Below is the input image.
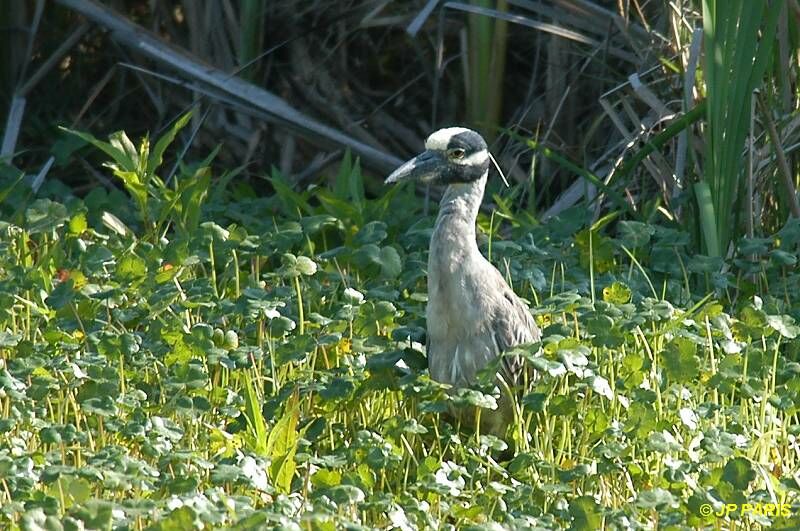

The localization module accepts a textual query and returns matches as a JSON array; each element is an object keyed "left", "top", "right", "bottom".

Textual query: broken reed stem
[{"left": 757, "top": 93, "right": 800, "bottom": 219}]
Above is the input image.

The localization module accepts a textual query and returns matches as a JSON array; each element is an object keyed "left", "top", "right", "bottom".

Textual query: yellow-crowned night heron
[{"left": 386, "top": 127, "right": 540, "bottom": 434}]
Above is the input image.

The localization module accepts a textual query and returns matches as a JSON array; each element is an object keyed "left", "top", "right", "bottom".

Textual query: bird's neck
[{"left": 430, "top": 174, "right": 487, "bottom": 262}]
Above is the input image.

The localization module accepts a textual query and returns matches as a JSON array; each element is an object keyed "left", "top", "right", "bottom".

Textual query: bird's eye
[{"left": 449, "top": 148, "right": 466, "bottom": 160}]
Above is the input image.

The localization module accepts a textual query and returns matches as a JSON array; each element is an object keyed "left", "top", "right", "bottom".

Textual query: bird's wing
[{"left": 488, "top": 272, "right": 541, "bottom": 386}]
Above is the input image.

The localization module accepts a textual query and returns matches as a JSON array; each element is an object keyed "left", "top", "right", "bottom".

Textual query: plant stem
[{"left": 294, "top": 275, "right": 305, "bottom": 335}]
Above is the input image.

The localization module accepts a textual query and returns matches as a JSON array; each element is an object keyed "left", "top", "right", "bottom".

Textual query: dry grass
[
  {"left": 1, "top": 0, "right": 798, "bottom": 237},
  {"left": 1, "top": 2, "right": 653, "bottom": 196}
]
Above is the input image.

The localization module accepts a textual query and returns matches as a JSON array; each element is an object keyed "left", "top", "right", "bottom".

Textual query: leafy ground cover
[{"left": 2, "top": 123, "right": 800, "bottom": 530}]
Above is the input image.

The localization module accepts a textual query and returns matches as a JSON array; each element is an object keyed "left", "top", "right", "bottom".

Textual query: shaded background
[{"left": 1, "top": 0, "right": 674, "bottom": 217}]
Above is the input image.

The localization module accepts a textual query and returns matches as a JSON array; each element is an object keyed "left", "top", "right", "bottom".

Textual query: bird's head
[{"left": 385, "top": 127, "right": 490, "bottom": 186}]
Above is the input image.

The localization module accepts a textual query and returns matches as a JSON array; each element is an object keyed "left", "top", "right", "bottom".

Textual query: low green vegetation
[{"left": 1, "top": 121, "right": 800, "bottom": 530}]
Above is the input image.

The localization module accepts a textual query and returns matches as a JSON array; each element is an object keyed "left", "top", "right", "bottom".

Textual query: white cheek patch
[
  {"left": 425, "top": 127, "right": 472, "bottom": 150},
  {"left": 453, "top": 149, "right": 489, "bottom": 166}
]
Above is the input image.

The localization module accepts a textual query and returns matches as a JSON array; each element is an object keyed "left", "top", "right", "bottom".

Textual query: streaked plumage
[{"left": 386, "top": 127, "right": 540, "bottom": 434}]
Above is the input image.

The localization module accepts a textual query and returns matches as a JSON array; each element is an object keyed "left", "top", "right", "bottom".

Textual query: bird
[{"left": 385, "top": 127, "right": 540, "bottom": 435}]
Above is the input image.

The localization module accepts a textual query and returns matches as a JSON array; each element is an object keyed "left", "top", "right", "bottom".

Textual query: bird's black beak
[{"left": 385, "top": 150, "right": 443, "bottom": 184}]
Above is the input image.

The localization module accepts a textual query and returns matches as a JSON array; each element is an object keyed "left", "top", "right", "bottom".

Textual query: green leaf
[
  {"left": 109, "top": 130, "right": 139, "bottom": 168},
  {"left": 575, "top": 228, "right": 615, "bottom": 274},
  {"left": 150, "top": 416, "right": 184, "bottom": 440},
  {"left": 568, "top": 496, "right": 602, "bottom": 531},
  {"left": 733, "top": 305, "right": 769, "bottom": 340},
  {"left": 661, "top": 337, "right": 700, "bottom": 383},
  {"left": 117, "top": 254, "right": 147, "bottom": 281},
  {"left": 529, "top": 357, "right": 567, "bottom": 377},
  {"left": 279, "top": 253, "right": 316, "bottom": 278},
  {"left": 549, "top": 395, "right": 577, "bottom": 416},
  {"left": 559, "top": 347, "right": 589, "bottom": 375},
  {"left": 355, "top": 221, "right": 388, "bottom": 245},
  {"left": 687, "top": 254, "right": 723, "bottom": 274},
  {"left": 766, "top": 314, "right": 799, "bottom": 339},
  {"left": 616, "top": 220, "right": 654, "bottom": 248},
  {"left": 584, "top": 408, "right": 609, "bottom": 435},
  {"left": 112, "top": 170, "right": 147, "bottom": 215},
  {"left": 295, "top": 256, "right": 317, "bottom": 276},
  {"left": 266, "top": 392, "right": 299, "bottom": 494},
  {"left": 242, "top": 372, "right": 267, "bottom": 455},
  {"left": 452, "top": 388, "right": 497, "bottom": 410},
  {"left": 318, "top": 190, "right": 364, "bottom": 226},
  {"left": 522, "top": 392, "right": 548, "bottom": 412},
  {"left": 68, "top": 212, "right": 88, "bottom": 235},
  {"left": 269, "top": 170, "right": 313, "bottom": 216},
  {"left": 39, "top": 427, "right": 62, "bottom": 444},
  {"left": 210, "top": 464, "right": 244, "bottom": 484},
  {"left": 300, "top": 214, "right": 341, "bottom": 235},
  {"left": 20, "top": 508, "right": 63, "bottom": 531},
  {"left": 378, "top": 246, "right": 402, "bottom": 278},
  {"left": 311, "top": 469, "right": 342, "bottom": 489},
  {"left": 694, "top": 181, "right": 720, "bottom": 257},
  {"left": 333, "top": 149, "right": 365, "bottom": 211},
  {"left": 60, "top": 127, "right": 136, "bottom": 172},
  {"left": 66, "top": 500, "right": 114, "bottom": 529},
  {"left": 269, "top": 316, "right": 296, "bottom": 335},
  {"left": 635, "top": 488, "right": 676, "bottom": 509},
  {"left": 352, "top": 244, "right": 381, "bottom": 270},
  {"left": 701, "top": 428, "right": 738, "bottom": 461},
  {"left": 51, "top": 128, "right": 89, "bottom": 166},
  {"left": 625, "top": 402, "right": 657, "bottom": 438},
  {"left": 769, "top": 249, "right": 797, "bottom": 267},
  {"left": 165, "top": 475, "right": 199, "bottom": 495},
  {"left": 722, "top": 457, "right": 755, "bottom": 490},
  {"left": 81, "top": 396, "right": 118, "bottom": 417},
  {"left": 334, "top": 149, "right": 353, "bottom": 200},
  {"left": 319, "top": 377, "right": 356, "bottom": 402},
  {"left": 223, "top": 330, "right": 239, "bottom": 349},
  {"left": 589, "top": 375, "right": 613, "bottom": 400},
  {"left": 46, "top": 280, "right": 75, "bottom": 310},
  {"left": 602, "top": 281, "right": 631, "bottom": 304},
  {"left": 777, "top": 217, "right": 800, "bottom": 246},
  {"left": 147, "top": 110, "right": 194, "bottom": 177},
  {"left": 25, "top": 199, "right": 69, "bottom": 234},
  {"left": 325, "top": 484, "right": 365, "bottom": 506},
  {"left": 151, "top": 506, "right": 198, "bottom": 531},
  {"left": 0, "top": 332, "right": 21, "bottom": 348},
  {"left": 175, "top": 160, "right": 214, "bottom": 233},
  {"left": 738, "top": 237, "right": 771, "bottom": 255},
  {"left": 67, "top": 478, "right": 92, "bottom": 504},
  {"left": 0, "top": 166, "right": 25, "bottom": 205},
  {"left": 199, "top": 221, "right": 230, "bottom": 242},
  {"left": 100, "top": 211, "right": 130, "bottom": 237}
]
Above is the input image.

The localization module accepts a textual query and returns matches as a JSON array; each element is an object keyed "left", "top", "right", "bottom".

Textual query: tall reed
[
  {"left": 699, "top": 0, "right": 781, "bottom": 256},
  {"left": 467, "top": 0, "right": 508, "bottom": 141}
]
